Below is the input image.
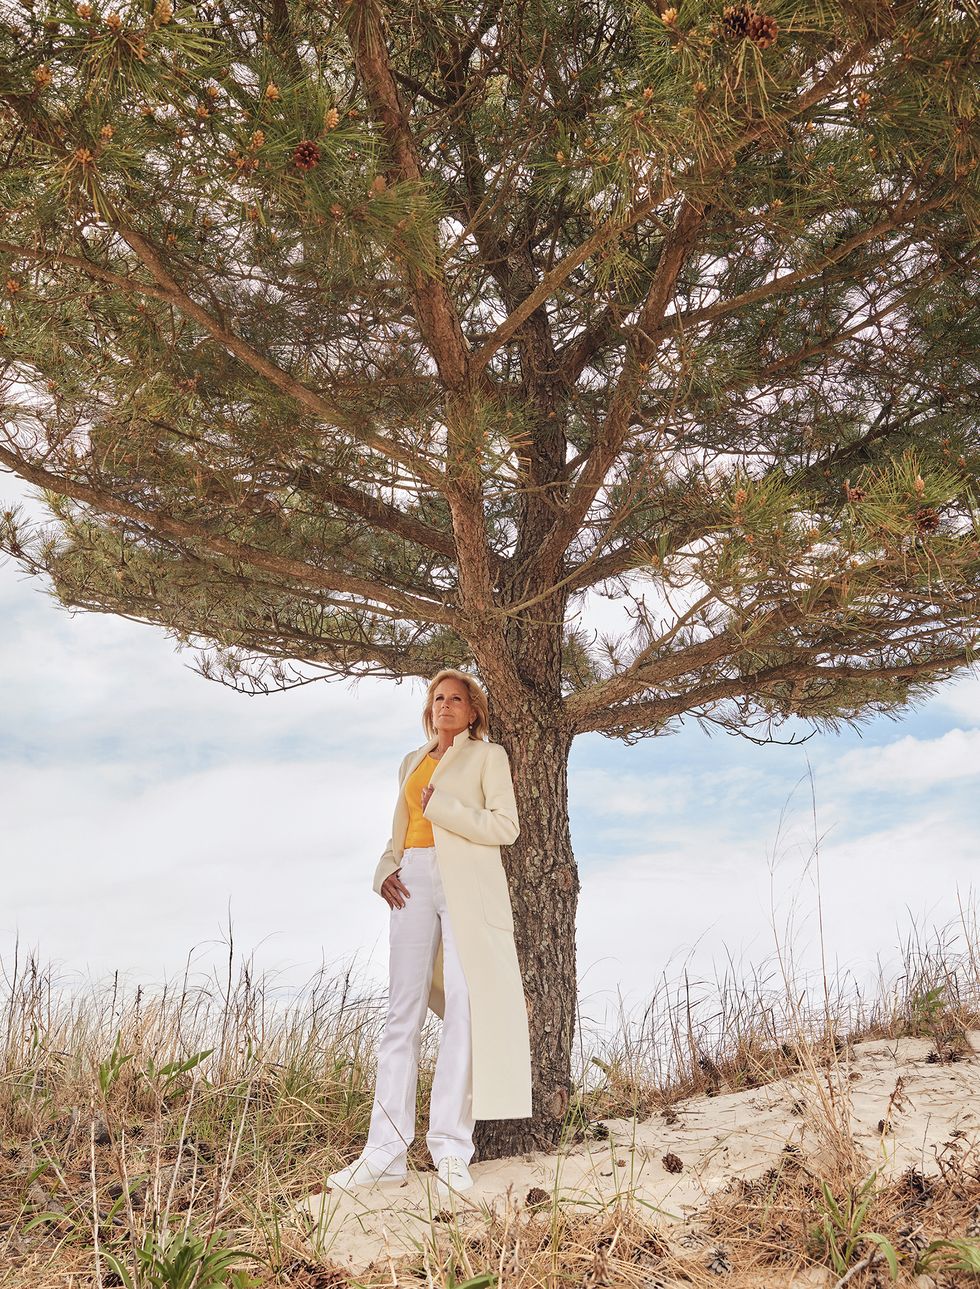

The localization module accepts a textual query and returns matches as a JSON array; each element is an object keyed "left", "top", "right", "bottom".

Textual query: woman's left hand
[{"left": 421, "top": 785, "right": 434, "bottom": 809}]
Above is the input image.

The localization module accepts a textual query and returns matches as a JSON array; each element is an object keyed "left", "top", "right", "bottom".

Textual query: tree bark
[{"left": 474, "top": 716, "right": 578, "bottom": 1160}]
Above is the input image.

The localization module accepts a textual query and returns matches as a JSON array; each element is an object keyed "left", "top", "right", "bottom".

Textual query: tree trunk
[{"left": 473, "top": 717, "right": 578, "bottom": 1160}]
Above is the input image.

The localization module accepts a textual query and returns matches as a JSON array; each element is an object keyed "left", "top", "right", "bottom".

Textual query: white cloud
[
  {"left": 929, "top": 669, "right": 980, "bottom": 726},
  {"left": 570, "top": 767, "right": 693, "bottom": 818},
  {"left": 0, "top": 753, "right": 397, "bottom": 1000},
  {"left": 569, "top": 764, "right": 770, "bottom": 825},
  {"left": 825, "top": 728, "right": 980, "bottom": 794}
]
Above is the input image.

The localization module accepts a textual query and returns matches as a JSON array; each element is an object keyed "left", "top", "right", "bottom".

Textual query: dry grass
[{"left": 2, "top": 880, "right": 980, "bottom": 1287}]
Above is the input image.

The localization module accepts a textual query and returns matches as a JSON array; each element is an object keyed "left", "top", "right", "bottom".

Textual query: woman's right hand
[{"left": 380, "top": 869, "right": 411, "bottom": 910}]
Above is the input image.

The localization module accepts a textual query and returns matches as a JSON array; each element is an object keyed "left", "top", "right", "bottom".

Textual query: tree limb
[
  {"left": 575, "top": 648, "right": 976, "bottom": 738},
  {"left": 0, "top": 445, "right": 459, "bottom": 625}
]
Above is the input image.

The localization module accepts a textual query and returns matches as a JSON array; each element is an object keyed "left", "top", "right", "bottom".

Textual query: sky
[{"left": 2, "top": 470, "right": 979, "bottom": 1063}]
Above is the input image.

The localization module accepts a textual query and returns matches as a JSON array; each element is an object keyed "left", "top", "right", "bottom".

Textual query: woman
[{"left": 328, "top": 668, "right": 533, "bottom": 1205}]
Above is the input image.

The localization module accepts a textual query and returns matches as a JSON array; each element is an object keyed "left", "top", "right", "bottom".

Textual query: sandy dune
[{"left": 292, "top": 1030, "right": 980, "bottom": 1276}]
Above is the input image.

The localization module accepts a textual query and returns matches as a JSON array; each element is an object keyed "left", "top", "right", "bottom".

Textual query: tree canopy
[{"left": 1, "top": 0, "right": 979, "bottom": 746}]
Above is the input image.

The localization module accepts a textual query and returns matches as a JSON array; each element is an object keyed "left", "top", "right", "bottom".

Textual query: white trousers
[{"left": 363, "top": 845, "right": 476, "bottom": 1169}]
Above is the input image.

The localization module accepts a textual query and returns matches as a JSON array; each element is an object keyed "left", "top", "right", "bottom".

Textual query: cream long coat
[{"left": 371, "top": 728, "right": 533, "bottom": 1120}]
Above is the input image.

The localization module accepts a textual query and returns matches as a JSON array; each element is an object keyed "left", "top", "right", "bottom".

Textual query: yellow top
[{"left": 403, "top": 753, "right": 438, "bottom": 849}]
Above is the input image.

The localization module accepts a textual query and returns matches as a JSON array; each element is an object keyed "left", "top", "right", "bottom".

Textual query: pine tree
[{"left": 1, "top": 0, "right": 979, "bottom": 1158}]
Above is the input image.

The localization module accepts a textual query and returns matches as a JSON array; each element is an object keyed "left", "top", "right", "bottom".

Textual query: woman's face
[{"left": 432, "top": 679, "right": 477, "bottom": 737}]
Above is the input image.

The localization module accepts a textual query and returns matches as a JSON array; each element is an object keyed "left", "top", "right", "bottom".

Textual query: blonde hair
[{"left": 422, "top": 668, "right": 490, "bottom": 741}]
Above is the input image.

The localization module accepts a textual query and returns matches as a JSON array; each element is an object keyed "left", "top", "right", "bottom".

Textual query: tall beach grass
[{"left": 2, "top": 796, "right": 979, "bottom": 1289}]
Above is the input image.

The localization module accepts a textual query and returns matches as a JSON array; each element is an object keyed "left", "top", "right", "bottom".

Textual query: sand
[{"left": 291, "top": 1030, "right": 980, "bottom": 1278}]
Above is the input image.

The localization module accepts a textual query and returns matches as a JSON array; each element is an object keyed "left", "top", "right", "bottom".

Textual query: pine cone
[
  {"left": 914, "top": 505, "right": 940, "bottom": 534},
  {"left": 707, "top": 1248, "right": 733, "bottom": 1275},
  {"left": 747, "top": 12, "right": 778, "bottom": 46},
  {"left": 293, "top": 139, "right": 321, "bottom": 171},
  {"left": 722, "top": 4, "right": 752, "bottom": 37}
]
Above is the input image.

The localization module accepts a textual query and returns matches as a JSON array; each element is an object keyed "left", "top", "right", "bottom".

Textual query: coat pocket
[{"left": 475, "top": 856, "right": 515, "bottom": 932}]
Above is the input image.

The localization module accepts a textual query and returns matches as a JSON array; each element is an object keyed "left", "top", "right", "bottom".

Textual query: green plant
[
  {"left": 444, "top": 1274, "right": 497, "bottom": 1289},
  {"left": 20, "top": 1156, "right": 84, "bottom": 1238},
  {"left": 808, "top": 1169, "right": 899, "bottom": 1279},
  {"left": 100, "top": 1224, "right": 263, "bottom": 1289},
  {"left": 903, "top": 985, "right": 948, "bottom": 1038},
  {"left": 99, "top": 1029, "right": 135, "bottom": 1098},
  {"left": 144, "top": 1047, "right": 216, "bottom": 1096},
  {"left": 352, "top": 1272, "right": 497, "bottom": 1289},
  {"left": 912, "top": 1236, "right": 980, "bottom": 1277}
]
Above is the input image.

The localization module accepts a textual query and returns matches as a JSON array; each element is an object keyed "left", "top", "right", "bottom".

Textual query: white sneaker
[
  {"left": 327, "top": 1153, "right": 407, "bottom": 1191},
  {"left": 434, "top": 1154, "right": 473, "bottom": 1206}
]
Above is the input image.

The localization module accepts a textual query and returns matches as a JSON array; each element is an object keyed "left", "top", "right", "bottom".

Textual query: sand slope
[{"left": 293, "top": 1030, "right": 980, "bottom": 1275}]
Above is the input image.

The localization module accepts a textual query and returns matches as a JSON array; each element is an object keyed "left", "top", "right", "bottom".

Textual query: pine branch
[
  {"left": 532, "top": 198, "right": 706, "bottom": 581},
  {"left": 650, "top": 192, "right": 949, "bottom": 345},
  {"left": 0, "top": 445, "right": 457, "bottom": 624},
  {"left": 343, "top": 0, "right": 470, "bottom": 392},
  {"left": 0, "top": 101, "right": 442, "bottom": 485},
  {"left": 472, "top": 35, "right": 873, "bottom": 379},
  {"left": 581, "top": 648, "right": 977, "bottom": 740}
]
